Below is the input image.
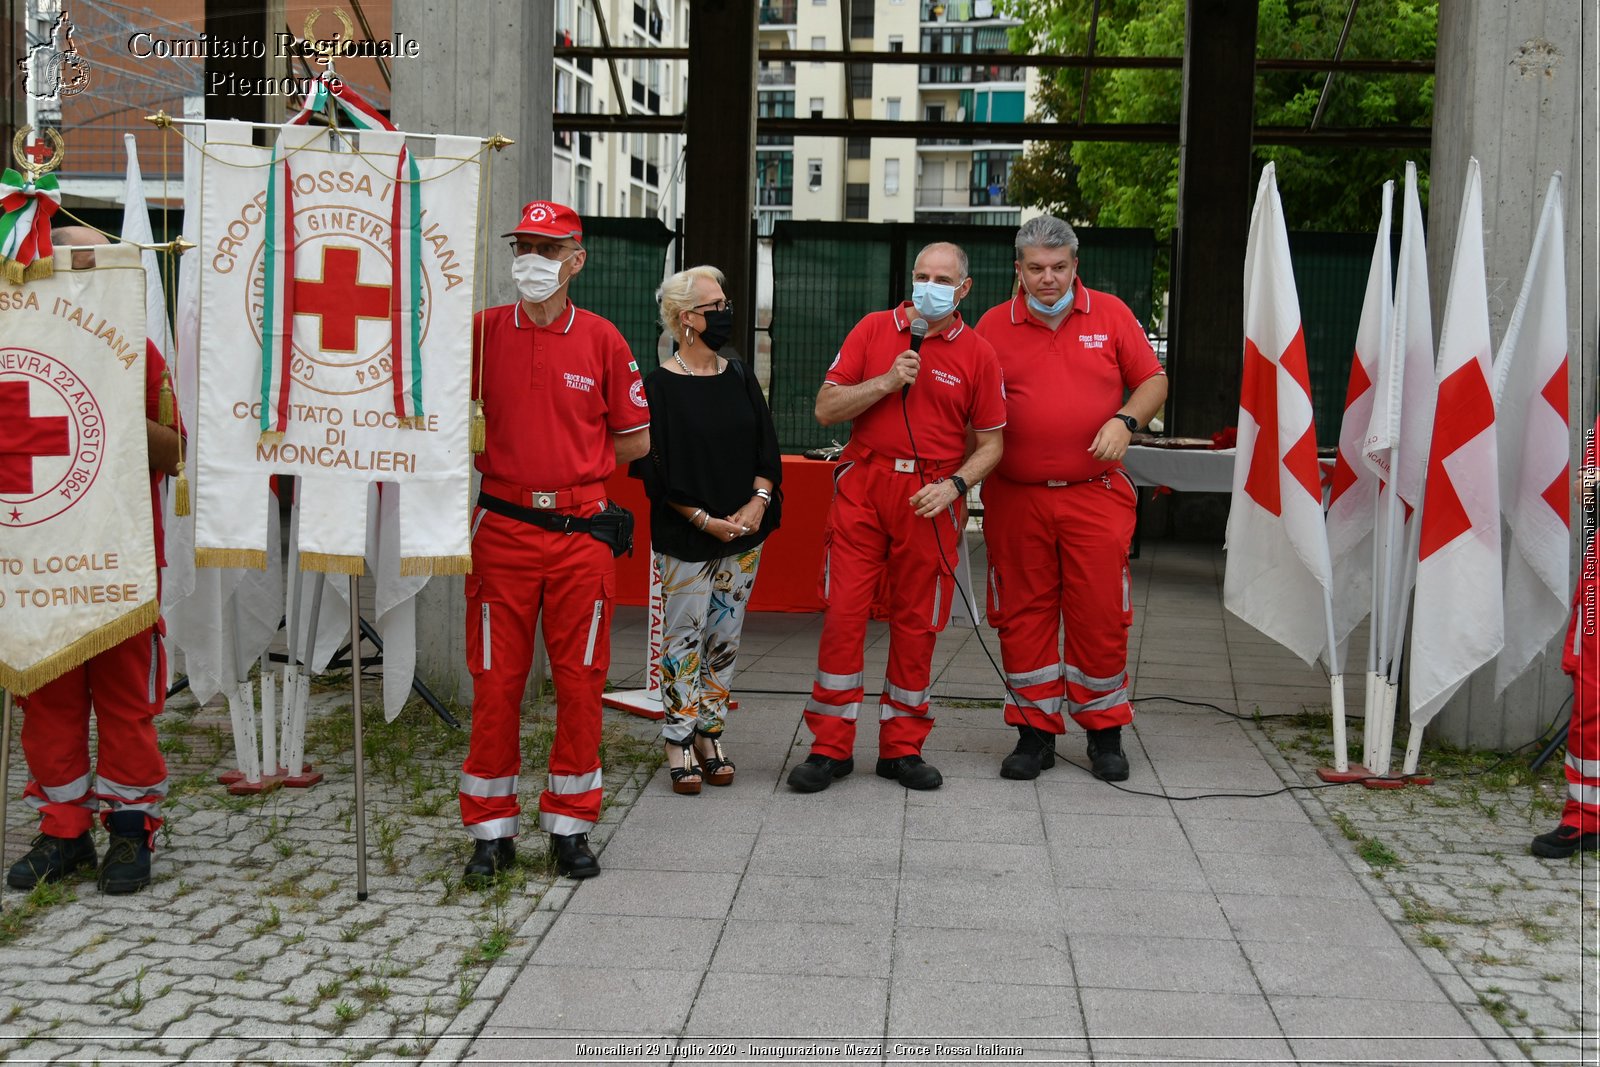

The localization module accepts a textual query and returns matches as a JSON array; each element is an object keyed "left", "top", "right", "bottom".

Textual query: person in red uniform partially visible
[
  {"left": 975, "top": 215, "right": 1167, "bottom": 782},
  {"left": 7, "top": 227, "right": 182, "bottom": 895},
  {"left": 788, "top": 242, "right": 1005, "bottom": 794},
  {"left": 1532, "top": 415, "right": 1600, "bottom": 859},
  {"left": 460, "top": 202, "right": 649, "bottom": 882}
]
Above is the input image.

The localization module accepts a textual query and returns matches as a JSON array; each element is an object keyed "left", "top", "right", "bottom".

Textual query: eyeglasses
[
  {"left": 509, "top": 239, "right": 578, "bottom": 260},
  {"left": 689, "top": 299, "right": 732, "bottom": 314}
]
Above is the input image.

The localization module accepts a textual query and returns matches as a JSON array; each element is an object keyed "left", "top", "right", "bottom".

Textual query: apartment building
[
  {"left": 551, "top": 0, "right": 690, "bottom": 225},
  {"left": 756, "top": 0, "right": 1026, "bottom": 234}
]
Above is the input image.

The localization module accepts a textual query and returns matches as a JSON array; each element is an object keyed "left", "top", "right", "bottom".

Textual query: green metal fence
[
  {"left": 768, "top": 220, "right": 1158, "bottom": 451},
  {"left": 1286, "top": 231, "right": 1392, "bottom": 447},
  {"left": 573, "top": 215, "right": 677, "bottom": 375}
]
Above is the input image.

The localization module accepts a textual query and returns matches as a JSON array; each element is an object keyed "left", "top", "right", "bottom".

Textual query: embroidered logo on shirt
[
  {"left": 564, "top": 372, "right": 596, "bottom": 393},
  {"left": 630, "top": 379, "right": 648, "bottom": 407},
  {"left": 930, "top": 368, "right": 962, "bottom": 388},
  {"left": 628, "top": 360, "right": 639, "bottom": 373},
  {"left": 1078, "top": 333, "right": 1111, "bottom": 349},
  {"left": 828, "top": 352, "right": 841, "bottom": 371}
]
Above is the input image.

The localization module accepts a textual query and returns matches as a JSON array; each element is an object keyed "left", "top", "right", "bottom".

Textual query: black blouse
[{"left": 630, "top": 357, "right": 783, "bottom": 562}]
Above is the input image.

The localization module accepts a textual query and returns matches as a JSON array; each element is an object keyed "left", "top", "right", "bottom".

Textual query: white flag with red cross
[
  {"left": 1224, "top": 164, "right": 1333, "bottom": 666},
  {"left": 1410, "top": 159, "right": 1503, "bottom": 725},
  {"left": 194, "top": 110, "right": 479, "bottom": 578},
  {"left": 1492, "top": 172, "right": 1570, "bottom": 694},
  {"left": 1325, "top": 181, "right": 1393, "bottom": 648}
]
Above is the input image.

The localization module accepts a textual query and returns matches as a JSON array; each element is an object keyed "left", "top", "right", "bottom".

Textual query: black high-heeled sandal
[
  {"left": 666, "top": 739, "right": 702, "bottom": 795},
  {"left": 694, "top": 731, "right": 735, "bottom": 787}
]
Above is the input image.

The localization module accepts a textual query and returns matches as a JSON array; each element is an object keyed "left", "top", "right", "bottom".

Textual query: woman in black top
[{"left": 632, "top": 266, "right": 782, "bottom": 794}]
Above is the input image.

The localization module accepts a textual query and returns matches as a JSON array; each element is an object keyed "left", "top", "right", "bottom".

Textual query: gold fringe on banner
[
  {"left": 195, "top": 547, "right": 269, "bottom": 570},
  {"left": 469, "top": 400, "right": 486, "bottom": 454},
  {"left": 21, "top": 254, "right": 52, "bottom": 282},
  {"left": 2, "top": 258, "right": 22, "bottom": 285},
  {"left": 173, "top": 463, "right": 191, "bottom": 517},
  {"left": 399, "top": 554, "right": 472, "bottom": 577},
  {"left": 258, "top": 430, "right": 284, "bottom": 447},
  {"left": 158, "top": 371, "right": 176, "bottom": 427},
  {"left": 0, "top": 599, "right": 159, "bottom": 696},
  {"left": 300, "top": 551, "right": 366, "bottom": 576}
]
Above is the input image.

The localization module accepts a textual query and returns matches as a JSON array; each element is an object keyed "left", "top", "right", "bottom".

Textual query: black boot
[
  {"left": 550, "top": 833, "right": 600, "bottom": 879},
  {"left": 786, "top": 753, "right": 854, "bottom": 793},
  {"left": 7, "top": 831, "right": 96, "bottom": 890},
  {"left": 875, "top": 754, "right": 943, "bottom": 790},
  {"left": 1000, "top": 726, "right": 1057, "bottom": 780},
  {"left": 1531, "top": 824, "right": 1600, "bottom": 859},
  {"left": 98, "top": 812, "right": 152, "bottom": 894},
  {"left": 1087, "top": 726, "right": 1130, "bottom": 782},
  {"left": 464, "top": 837, "right": 516, "bottom": 885}
]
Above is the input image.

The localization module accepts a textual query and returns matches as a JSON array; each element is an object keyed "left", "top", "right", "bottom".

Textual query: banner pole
[
  {"left": 0, "top": 690, "right": 12, "bottom": 892},
  {"left": 1322, "top": 589, "right": 1348, "bottom": 773},
  {"left": 350, "top": 575, "right": 368, "bottom": 901}
]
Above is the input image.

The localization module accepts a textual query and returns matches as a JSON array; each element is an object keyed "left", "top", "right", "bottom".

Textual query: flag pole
[
  {"left": 280, "top": 498, "right": 304, "bottom": 774},
  {"left": 349, "top": 575, "right": 369, "bottom": 901},
  {"left": 1362, "top": 482, "right": 1384, "bottom": 769},
  {"left": 1323, "top": 589, "right": 1349, "bottom": 773},
  {"left": 1378, "top": 517, "right": 1423, "bottom": 776},
  {"left": 0, "top": 690, "right": 12, "bottom": 890},
  {"left": 1369, "top": 477, "right": 1404, "bottom": 769}
]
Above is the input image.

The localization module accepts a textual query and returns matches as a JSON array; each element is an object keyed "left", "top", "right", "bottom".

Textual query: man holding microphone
[{"left": 789, "top": 242, "right": 1005, "bottom": 793}]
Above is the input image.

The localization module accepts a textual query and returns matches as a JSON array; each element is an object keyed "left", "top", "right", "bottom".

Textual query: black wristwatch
[
  {"left": 948, "top": 474, "right": 969, "bottom": 496},
  {"left": 1113, "top": 413, "right": 1139, "bottom": 433}
]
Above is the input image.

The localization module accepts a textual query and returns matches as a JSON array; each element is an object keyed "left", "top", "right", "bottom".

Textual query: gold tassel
[
  {"left": 469, "top": 399, "right": 486, "bottom": 453},
  {"left": 2, "top": 258, "right": 22, "bottom": 285},
  {"left": 399, "top": 554, "right": 473, "bottom": 577},
  {"left": 195, "top": 547, "right": 269, "bottom": 570},
  {"left": 21, "top": 254, "right": 52, "bottom": 281},
  {"left": 158, "top": 370, "right": 176, "bottom": 428},
  {"left": 300, "top": 551, "right": 366, "bottom": 575},
  {"left": 258, "top": 429, "right": 284, "bottom": 447},
  {"left": 0, "top": 599, "right": 160, "bottom": 696},
  {"left": 173, "top": 461, "right": 190, "bottom": 517}
]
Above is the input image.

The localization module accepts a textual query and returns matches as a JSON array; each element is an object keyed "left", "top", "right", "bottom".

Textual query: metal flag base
[
  {"left": 601, "top": 690, "right": 664, "bottom": 720},
  {"left": 1316, "top": 764, "right": 1374, "bottom": 783},
  {"left": 221, "top": 771, "right": 284, "bottom": 796},
  {"left": 1362, "top": 774, "right": 1433, "bottom": 790},
  {"left": 281, "top": 767, "right": 324, "bottom": 788}
]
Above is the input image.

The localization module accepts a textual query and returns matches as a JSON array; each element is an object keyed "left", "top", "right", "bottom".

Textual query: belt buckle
[
  {"left": 532, "top": 492, "right": 556, "bottom": 509},
  {"left": 1046, "top": 480, "right": 1069, "bottom": 487},
  {"left": 893, "top": 458, "right": 916, "bottom": 473}
]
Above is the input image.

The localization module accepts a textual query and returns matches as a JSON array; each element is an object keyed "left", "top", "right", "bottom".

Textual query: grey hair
[
  {"left": 657, "top": 264, "right": 726, "bottom": 343},
  {"left": 915, "top": 241, "right": 968, "bottom": 280},
  {"left": 1014, "top": 215, "right": 1079, "bottom": 258}
]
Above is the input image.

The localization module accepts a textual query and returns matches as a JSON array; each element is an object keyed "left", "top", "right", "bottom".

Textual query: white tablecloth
[{"left": 1123, "top": 446, "right": 1238, "bottom": 493}]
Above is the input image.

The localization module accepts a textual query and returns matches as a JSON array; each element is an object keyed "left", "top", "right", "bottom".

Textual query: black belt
[{"left": 478, "top": 492, "right": 595, "bottom": 534}]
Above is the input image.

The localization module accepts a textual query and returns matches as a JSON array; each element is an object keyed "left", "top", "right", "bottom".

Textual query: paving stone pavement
[{"left": 1, "top": 538, "right": 1593, "bottom": 1064}]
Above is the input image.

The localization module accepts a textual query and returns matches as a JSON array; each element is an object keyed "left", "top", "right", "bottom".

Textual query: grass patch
[
  {"left": 1356, "top": 836, "right": 1403, "bottom": 870},
  {"left": 0, "top": 879, "right": 78, "bottom": 946}
]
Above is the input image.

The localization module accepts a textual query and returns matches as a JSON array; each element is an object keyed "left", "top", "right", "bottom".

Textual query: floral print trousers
[{"left": 656, "top": 548, "right": 762, "bottom": 743}]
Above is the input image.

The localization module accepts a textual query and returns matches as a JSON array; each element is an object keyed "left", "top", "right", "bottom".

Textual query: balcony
[
  {"left": 759, "top": 1, "right": 797, "bottom": 26},
  {"left": 922, "top": 0, "right": 1002, "bottom": 22},
  {"left": 757, "top": 187, "right": 793, "bottom": 207},
  {"left": 919, "top": 62, "right": 1024, "bottom": 85},
  {"left": 757, "top": 62, "right": 796, "bottom": 87},
  {"left": 914, "top": 183, "right": 1013, "bottom": 210}
]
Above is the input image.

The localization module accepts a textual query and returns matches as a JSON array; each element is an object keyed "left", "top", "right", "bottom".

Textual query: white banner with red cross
[
  {"left": 194, "top": 119, "right": 480, "bottom": 576},
  {"left": 0, "top": 245, "right": 158, "bottom": 694}
]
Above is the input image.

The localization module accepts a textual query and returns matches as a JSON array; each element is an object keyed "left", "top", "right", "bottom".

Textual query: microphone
[{"left": 905, "top": 317, "right": 928, "bottom": 396}]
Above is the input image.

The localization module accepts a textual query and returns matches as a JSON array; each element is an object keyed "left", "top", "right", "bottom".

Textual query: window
[
  {"left": 885, "top": 97, "right": 901, "bottom": 121},
  {"left": 845, "top": 182, "right": 870, "bottom": 219},
  {"left": 884, "top": 158, "right": 900, "bottom": 195},
  {"left": 846, "top": 136, "right": 870, "bottom": 159},
  {"left": 758, "top": 90, "right": 795, "bottom": 119},
  {"left": 808, "top": 159, "right": 823, "bottom": 190},
  {"left": 809, "top": 96, "right": 824, "bottom": 119},
  {"left": 888, "top": 35, "right": 904, "bottom": 53},
  {"left": 849, "top": 0, "right": 874, "bottom": 38},
  {"left": 848, "top": 62, "right": 872, "bottom": 99},
  {"left": 810, "top": 35, "right": 826, "bottom": 67},
  {"left": 925, "top": 103, "right": 945, "bottom": 122}
]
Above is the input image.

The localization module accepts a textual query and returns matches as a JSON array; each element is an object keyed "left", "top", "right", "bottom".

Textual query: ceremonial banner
[
  {"left": 195, "top": 119, "right": 480, "bottom": 575},
  {"left": 0, "top": 245, "right": 156, "bottom": 693}
]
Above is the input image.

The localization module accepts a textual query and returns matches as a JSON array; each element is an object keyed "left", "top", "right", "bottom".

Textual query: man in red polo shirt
[
  {"left": 7, "top": 227, "right": 181, "bottom": 896},
  {"left": 460, "top": 201, "right": 649, "bottom": 881},
  {"left": 976, "top": 215, "right": 1166, "bottom": 782},
  {"left": 788, "top": 242, "right": 1005, "bottom": 793}
]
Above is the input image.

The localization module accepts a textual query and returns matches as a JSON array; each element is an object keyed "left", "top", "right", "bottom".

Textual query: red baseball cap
[{"left": 503, "top": 200, "right": 584, "bottom": 242}]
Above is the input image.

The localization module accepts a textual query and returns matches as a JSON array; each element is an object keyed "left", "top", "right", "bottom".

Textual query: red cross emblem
[
  {"left": 0, "top": 379, "right": 70, "bottom": 498},
  {"left": 1239, "top": 330, "right": 1322, "bottom": 517},
  {"left": 23, "top": 140, "right": 55, "bottom": 166},
  {"left": 1418, "top": 358, "right": 1496, "bottom": 561},
  {"left": 293, "top": 245, "right": 392, "bottom": 353}
]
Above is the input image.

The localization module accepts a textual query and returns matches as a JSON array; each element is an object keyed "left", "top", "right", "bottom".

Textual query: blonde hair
[{"left": 657, "top": 264, "right": 726, "bottom": 344}]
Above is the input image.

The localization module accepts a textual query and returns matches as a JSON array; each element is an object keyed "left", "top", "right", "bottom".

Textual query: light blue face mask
[
  {"left": 1027, "top": 286, "right": 1074, "bottom": 317},
  {"left": 912, "top": 280, "right": 959, "bottom": 321}
]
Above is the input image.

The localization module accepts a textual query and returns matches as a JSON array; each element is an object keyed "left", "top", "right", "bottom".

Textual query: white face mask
[{"left": 512, "top": 253, "right": 567, "bottom": 303}]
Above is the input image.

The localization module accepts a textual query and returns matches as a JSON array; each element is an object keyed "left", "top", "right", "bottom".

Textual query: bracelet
[
  {"left": 692, "top": 508, "right": 709, "bottom": 530},
  {"left": 752, "top": 488, "right": 773, "bottom": 504}
]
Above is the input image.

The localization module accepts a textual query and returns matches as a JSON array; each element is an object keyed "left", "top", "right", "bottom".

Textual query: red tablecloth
[{"left": 608, "top": 454, "right": 839, "bottom": 612}]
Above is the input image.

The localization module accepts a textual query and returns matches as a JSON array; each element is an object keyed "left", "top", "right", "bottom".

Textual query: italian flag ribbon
[
  {"left": 0, "top": 169, "right": 61, "bottom": 285},
  {"left": 258, "top": 76, "right": 425, "bottom": 440}
]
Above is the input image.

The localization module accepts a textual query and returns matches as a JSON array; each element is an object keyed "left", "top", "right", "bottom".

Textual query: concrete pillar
[
  {"left": 391, "top": 0, "right": 553, "bottom": 700},
  {"left": 1425, "top": 0, "right": 1596, "bottom": 749}
]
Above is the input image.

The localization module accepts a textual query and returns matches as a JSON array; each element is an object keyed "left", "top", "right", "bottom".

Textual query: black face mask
[{"left": 696, "top": 308, "right": 734, "bottom": 352}]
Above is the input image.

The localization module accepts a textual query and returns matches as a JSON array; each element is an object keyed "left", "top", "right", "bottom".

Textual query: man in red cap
[
  {"left": 975, "top": 215, "right": 1166, "bottom": 783},
  {"left": 459, "top": 200, "right": 649, "bottom": 882}
]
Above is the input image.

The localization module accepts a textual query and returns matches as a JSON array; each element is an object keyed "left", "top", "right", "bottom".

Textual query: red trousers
[
  {"left": 1560, "top": 547, "right": 1598, "bottom": 833},
  {"left": 982, "top": 472, "right": 1136, "bottom": 735},
  {"left": 807, "top": 457, "right": 963, "bottom": 760},
  {"left": 18, "top": 625, "right": 168, "bottom": 845},
  {"left": 461, "top": 503, "right": 613, "bottom": 839}
]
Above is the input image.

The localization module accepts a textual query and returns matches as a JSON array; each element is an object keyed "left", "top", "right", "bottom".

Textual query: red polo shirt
[
  {"left": 472, "top": 299, "right": 648, "bottom": 489},
  {"left": 144, "top": 339, "right": 171, "bottom": 566},
  {"left": 824, "top": 302, "right": 1006, "bottom": 464},
  {"left": 976, "top": 282, "right": 1163, "bottom": 484}
]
